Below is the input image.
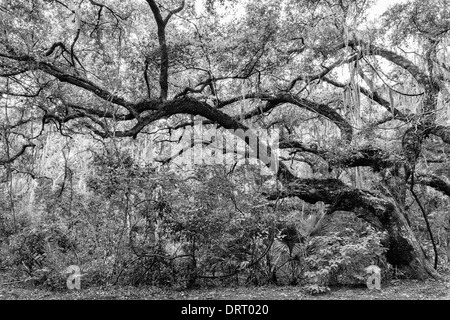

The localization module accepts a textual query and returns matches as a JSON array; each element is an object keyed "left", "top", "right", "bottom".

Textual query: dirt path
[{"left": 1, "top": 278, "right": 450, "bottom": 300}]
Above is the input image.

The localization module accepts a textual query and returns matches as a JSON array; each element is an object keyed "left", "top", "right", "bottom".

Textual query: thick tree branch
[
  {"left": 0, "top": 52, "right": 140, "bottom": 118},
  {"left": 280, "top": 139, "right": 395, "bottom": 172},
  {"left": 0, "top": 143, "right": 35, "bottom": 165},
  {"left": 146, "top": 0, "right": 169, "bottom": 100},
  {"left": 163, "top": 0, "right": 185, "bottom": 25},
  {"left": 338, "top": 39, "right": 430, "bottom": 85},
  {"left": 416, "top": 173, "right": 450, "bottom": 198},
  {"left": 266, "top": 178, "right": 392, "bottom": 228},
  {"left": 322, "top": 76, "right": 409, "bottom": 121},
  {"left": 144, "top": 58, "right": 152, "bottom": 99},
  {"left": 218, "top": 93, "right": 353, "bottom": 142},
  {"left": 287, "top": 52, "right": 362, "bottom": 91}
]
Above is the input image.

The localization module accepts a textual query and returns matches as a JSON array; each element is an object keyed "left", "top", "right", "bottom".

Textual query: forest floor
[{"left": 2, "top": 275, "right": 450, "bottom": 300}]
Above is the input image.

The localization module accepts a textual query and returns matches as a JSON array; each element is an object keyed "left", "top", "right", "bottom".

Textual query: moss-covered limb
[
  {"left": 266, "top": 178, "right": 395, "bottom": 233},
  {"left": 416, "top": 173, "right": 450, "bottom": 198},
  {"left": 329, "top": 147, "right": 393, "bottom": 171},
  {"left": 279, "top": 140, "right": 395, "bottom": 172}
]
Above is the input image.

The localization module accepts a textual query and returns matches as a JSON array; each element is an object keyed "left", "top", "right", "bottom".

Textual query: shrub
[
  {"left": 4, "top": 225, "right": 78, "bottom": 290},
  {"left": 304, "top": 226, "right": 387, "bottom": 289}
]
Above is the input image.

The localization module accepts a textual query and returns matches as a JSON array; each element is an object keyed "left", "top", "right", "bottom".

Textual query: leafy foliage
[
  {"left": 0, "top": 147, "right": 390, "bottom": 292},
  {"left": 2, "top": 0, "right": 450, "bottom": 291}
]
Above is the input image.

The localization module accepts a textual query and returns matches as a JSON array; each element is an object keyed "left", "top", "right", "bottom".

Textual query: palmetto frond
[
  {"left": 270, "top": 207, "right": 330, "bottom": 271},
  {"left": 297, "top": 209, "right": 330, "bottom": 239},
  {"left": 270, "top": 238, "right": 304, "bottom": 272}
]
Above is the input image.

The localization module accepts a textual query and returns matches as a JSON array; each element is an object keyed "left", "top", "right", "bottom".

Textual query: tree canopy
[{"left": 2, "top": 0, "right": 450, "bottom": 281}]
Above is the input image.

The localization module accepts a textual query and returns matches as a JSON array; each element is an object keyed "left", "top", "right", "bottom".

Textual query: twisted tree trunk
[{"left": 268, "top": 177, "right": 443, "bottom": 280}]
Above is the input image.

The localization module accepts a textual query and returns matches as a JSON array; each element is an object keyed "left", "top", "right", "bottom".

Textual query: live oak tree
[{"left": 1, "top": 0, "right": 450, "bottom": 280}]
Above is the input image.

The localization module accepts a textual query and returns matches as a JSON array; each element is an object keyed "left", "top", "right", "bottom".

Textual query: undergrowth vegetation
[{"left": 0, "top": 150, "right": 401, "bottom": 294}]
